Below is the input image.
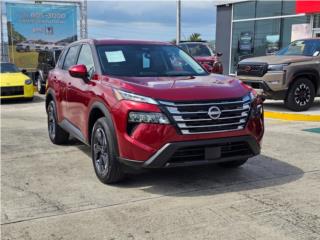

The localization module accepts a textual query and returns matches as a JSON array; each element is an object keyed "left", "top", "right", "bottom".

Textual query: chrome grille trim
[
  {"left": 159, "top": 99, "right": 248, "bottom": 107},
  {"left": 160, "top": 96, "right": 251, "bottom": 134},
  {"left": 177, "top": 120, "right": 245, "bottom": 128}
]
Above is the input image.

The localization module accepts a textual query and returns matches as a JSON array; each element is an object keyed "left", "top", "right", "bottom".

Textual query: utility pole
[
  {"left": 80, "top": 0, "right": 88, "bottom": 39},
  {"left": 176, "top": 0, "right": 181, "bottom": 44},
  {"left": 0, "top": 0, "right": 4, "bottom": 61}
]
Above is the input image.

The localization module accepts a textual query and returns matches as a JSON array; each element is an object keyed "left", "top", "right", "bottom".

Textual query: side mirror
[
  {"left": 21, "top": 69, "right": 27, "bottom": 74},
  {"left": 69, "top": 64, "right": 88, "bottom": 81},
  {"left": 216, "top": 52, "right": 223, "bottom": 57}
]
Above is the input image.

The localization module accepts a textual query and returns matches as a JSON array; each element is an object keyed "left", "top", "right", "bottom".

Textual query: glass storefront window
[
  {"left": 231, "top": 21, "right": 255, "bottom": 73},
  {"left": 256, "top": 0, "right": 282, "bottom": 18},
  {"left": 281, "top": 16, "right": 311, "bottom": 48},
  {"left": 282, "top": 1, "right": 296, "bottom": 15},
  {"left": 253, "top": 19, "right": 281, "bottom": 56},
  {"left": 233, "top": 1, "right": 256, "bottom": 20},
  {"left": 313, "top": 14, "right": 320, "bottom": 28}
]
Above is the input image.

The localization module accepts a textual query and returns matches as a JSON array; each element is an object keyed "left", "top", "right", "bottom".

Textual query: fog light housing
[{"left": 128, "top": 112, "right": 170, "bottom": 124}]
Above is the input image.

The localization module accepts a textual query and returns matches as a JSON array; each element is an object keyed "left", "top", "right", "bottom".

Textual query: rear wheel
[
  {"left": 285, "top": 78, "right": 315, "bottom": 111},
  {"left": 218, "top": 159, "right": 248, "bottom": 168},
  {"left": 47, "top": 100, "right": 69, "bottom": 144},
  {"left": 37, "top": 75, "right": 46, "bottom": 94},
  {"left": 91, "top": 117, "right": 125, "bottom": 184}
]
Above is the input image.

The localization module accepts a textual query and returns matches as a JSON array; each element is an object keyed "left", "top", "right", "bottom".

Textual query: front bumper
[
  {"left": 241, "top": 80, "right": 286, "bottom": 100},
  {"left": 112, "top": 98, "right": 264, "bottom": 163},
  {"left": 119, "top": 135, "right": 260, "bottom": 168},
  {"left": 238, "top": 70, "right": 287, "bottom": 100},
  {"left": 0, "top": 85, "right": 34, "bottom": 99}
]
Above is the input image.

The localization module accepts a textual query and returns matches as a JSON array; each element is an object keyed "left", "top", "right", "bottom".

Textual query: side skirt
[{"left": 59, "top": 119, "right": 89, "bottom": 145}]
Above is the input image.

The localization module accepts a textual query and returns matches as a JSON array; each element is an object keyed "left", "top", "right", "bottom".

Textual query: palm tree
[{"left": 189, "top": 33, "right": 202, "bottom": 41}]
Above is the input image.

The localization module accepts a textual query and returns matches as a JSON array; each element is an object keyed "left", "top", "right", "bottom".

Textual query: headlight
[
  {"left": 25, "top": 79, "right": 32, "bottom": 85},
  {"left": 267, "top": 64, "right": 288, "bottom": 71},
  {"left": 243, "top": 91, "right": 256, "bottom": 103},
  {"left": 113, "top": 89, "right": 158, "bottom": 105},
  {"left": 128, "top": 112, "right": 170, "bottom": 124}
]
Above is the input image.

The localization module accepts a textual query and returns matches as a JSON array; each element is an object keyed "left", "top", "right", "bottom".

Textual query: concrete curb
[{"left": 264, "top": 111, "right": 320, "bottom": 122}]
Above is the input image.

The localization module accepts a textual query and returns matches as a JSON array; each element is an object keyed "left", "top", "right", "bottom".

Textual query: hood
[
  {"left": 0, "top": 73, "right": 29, "bottom": 86},
  {"left": 194, "top": 56, "right": 214, "bottom": 62},
  {"left": 240, "top": 55, "right": 312, "bottom": 64},
  {"left": 104, "top": 74, "right": 250, "bottom": 101}
]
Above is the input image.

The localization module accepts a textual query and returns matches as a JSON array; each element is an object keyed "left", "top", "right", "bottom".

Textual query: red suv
[
  {"left": 46, "top": 39, "right": 264, "bottom": 184},
  {"left": 178, "top": 41, "right": 223, "bottom": 74}
]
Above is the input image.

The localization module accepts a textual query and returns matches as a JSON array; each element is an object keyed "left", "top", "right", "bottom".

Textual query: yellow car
[{"left": 0, "top": 62, "right": 34, "bottom": 100}]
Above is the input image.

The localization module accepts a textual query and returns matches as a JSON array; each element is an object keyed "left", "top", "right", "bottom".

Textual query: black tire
[
  {"left": 218, "top": 159, "right": 248, "bottom": 168},
  {"left": 47, "top": 100, "right": 69, "bottom": 144},
  {"left": 37, "top": 75, "right": 46, "bottom": 94},
  {"left": 91, "top": 117, "right": 125, "bottom": 184},
  {"left": 285, "top": 78, "right": 315, "bottom": 111}
]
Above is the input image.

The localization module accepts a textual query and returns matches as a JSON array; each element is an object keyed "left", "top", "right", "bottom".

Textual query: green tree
[
  {"left": 7, "top": 21, "right": 26, "bottom": 45},
  {"left": 189, "top": 33, "right": 202, "bottom": 41}
]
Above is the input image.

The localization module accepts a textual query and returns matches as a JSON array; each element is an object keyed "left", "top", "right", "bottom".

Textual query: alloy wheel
[
  {"left": 48, "top": 103, "right": 56, "bottom": 139},
  {"left": 37, "top": 77, "right": 42, "bottom": 92},
  {"left": 93, "top": 127, "right": 109, "bottom": 175},
  {"left": 294, "top": 83, "right": 311, "bottom": 106}
]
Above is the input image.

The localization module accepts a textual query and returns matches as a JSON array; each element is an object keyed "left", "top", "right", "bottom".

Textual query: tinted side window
[
  {"left": 77, "top": 44, "right": 95, "bottom": 75},
  {"left": 57, "top": 49, "right": 67, "bottom": 69},
  {"left": 63, "top": 45, "right": 80, "bottom": 70}
]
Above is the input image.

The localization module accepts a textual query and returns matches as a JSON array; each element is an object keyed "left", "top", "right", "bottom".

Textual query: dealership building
[{"left": 215, "top": 0, "right": 320, "bottom": 75}]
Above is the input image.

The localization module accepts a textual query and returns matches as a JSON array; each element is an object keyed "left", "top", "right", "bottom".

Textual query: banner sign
[{"left": 6, "top": 3, "right": 77, "bottom": 69}]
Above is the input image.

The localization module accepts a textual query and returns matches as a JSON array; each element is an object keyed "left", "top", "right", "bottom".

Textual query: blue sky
[{"left": 87, "top": 0, "right": 217, "bottom": 41}]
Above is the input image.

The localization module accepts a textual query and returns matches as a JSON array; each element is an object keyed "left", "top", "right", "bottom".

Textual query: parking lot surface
[{"left": 1, "top": 94, "right": 320, "bottom": 240}]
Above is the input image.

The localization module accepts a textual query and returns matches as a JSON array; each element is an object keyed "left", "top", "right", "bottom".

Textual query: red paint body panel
[{"left": 47, "top": 39, "right": 264, "bottom": 163}]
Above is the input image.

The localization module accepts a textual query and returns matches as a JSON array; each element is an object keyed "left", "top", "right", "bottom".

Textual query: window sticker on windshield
[{"left": 105, "top": 51, "right": 126, "bottom": 63}]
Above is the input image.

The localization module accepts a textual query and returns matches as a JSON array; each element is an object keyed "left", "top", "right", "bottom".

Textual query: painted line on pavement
[{"left": 264, "top": 111, "right": 320, "bottom": 122}]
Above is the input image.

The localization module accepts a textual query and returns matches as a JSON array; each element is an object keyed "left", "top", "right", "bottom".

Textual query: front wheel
[
  {"left": 37, "top": 75, "right": 46, "bottom": 94},
  {"left": 285, "top": 78, "right": 315, "bottom": 111},
  {"left": 91, "top": 117, "right": 125, "bottom": 184},
  {"left": 218, "top": 159, "right": 248, "bottom": 168}
]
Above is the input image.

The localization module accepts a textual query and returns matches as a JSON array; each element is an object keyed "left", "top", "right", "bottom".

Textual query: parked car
[
  {"left": 46, "top": 39, "right": 264, "bottom": 184},
  {"left": 0, "top": 62, "right": 34, "bottom": 100},
  {"left": 36, "top": 49, "right": 62, "bottom": 94},
  {"left": 237, "top": 38, "right": 320, "bottom": 111},
  {"left": 16, "top": 41, "right": 41, "bottom": 52},
  {"left": 178, "top": 41, "right": 223, "bottom": 74}
]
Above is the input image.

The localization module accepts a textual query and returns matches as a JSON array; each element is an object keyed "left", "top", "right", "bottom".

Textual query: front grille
[
  {"left": 1, "top": 86, "right": 24, "bottom": 96},
  {"left": 169, "top": 141, "right": 252, "bottom": 163},
  {"left": 160, "top": 95, "right": 251, "bottom": 134},
  {"left": 237, "top": 63, "right": 268, "bottom": 77}
]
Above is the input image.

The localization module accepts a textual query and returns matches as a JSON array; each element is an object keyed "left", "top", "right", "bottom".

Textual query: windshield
[
  {"left": 277, "top": 39, "right": 320, "bottom": 56},
  {"left": 184, "top": 43, "right": 212, "bottom": 57},
  {"left": 0, "top": 63, "right": 20, "bottom": 73},
  {"left": 97, "top": 44, "right": 208, "bottom": 77}
]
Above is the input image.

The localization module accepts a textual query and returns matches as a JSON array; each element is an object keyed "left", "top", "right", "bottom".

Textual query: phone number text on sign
[{"left": 30, "top": 12, "right": 66, "bottom": 19}]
